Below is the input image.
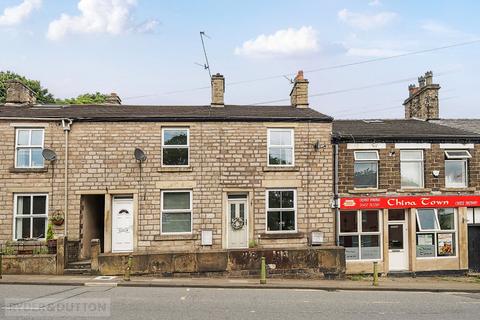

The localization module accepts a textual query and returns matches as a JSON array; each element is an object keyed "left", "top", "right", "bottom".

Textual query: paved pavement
[
  {"left": 0, "top": 284, "right": 480, "bottom": 319},
  {"left": 1, "top": 274, "right": 480, "bottom": 292}
]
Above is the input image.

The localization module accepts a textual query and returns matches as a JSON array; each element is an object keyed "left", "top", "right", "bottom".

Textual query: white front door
[
  {"left": 112, "top": 196, "right": 134, "bottom": 253},
  {"left": 388, "top": 222, "right": 409, "bottom": 271},
  {"left": 227, "top": 197, "right": 248, "bottom": 249}
]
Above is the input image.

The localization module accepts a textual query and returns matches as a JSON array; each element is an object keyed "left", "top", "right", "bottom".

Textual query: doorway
[
  {"left": 468, "top": 226, "right": 480, "bottom": 272},
  {"left": 112, "top": 196, "right": 134, "bottom": 253},
  {"left": 226, "top": 194, "right": 248, "bottom": 249},
  {"left": 80, "top": 195, "right": 105, "bottom": 259},
  {"left": 388, "top": 209, "right": 409, "bottom": 271}
]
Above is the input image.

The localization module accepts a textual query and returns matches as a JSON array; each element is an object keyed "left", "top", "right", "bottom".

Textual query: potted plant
[
  {"left": 46, "top": 223, "right": 57, "bottom": 254},
  {"left": 50, "top": 211, "right": 64, "bottom": 226}
]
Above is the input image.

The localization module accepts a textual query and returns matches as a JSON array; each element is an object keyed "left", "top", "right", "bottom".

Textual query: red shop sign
[{"left": 340, "top": 195, "right": 480, "bottom": 210}]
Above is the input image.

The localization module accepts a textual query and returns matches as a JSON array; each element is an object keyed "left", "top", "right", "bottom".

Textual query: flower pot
[
  {"left": 47, "top": 239, "right": 57, "bottom": 254},
  {"left": 52, "top": 218, "right": 64, "bottom": 226}
]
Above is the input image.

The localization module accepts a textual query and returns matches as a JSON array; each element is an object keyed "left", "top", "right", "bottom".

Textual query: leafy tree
[
  {"left": 58, "top": 92, "right": 109, "bottom": 105},
  {"left": 0, "top": 71, "right": 56, "bottom": 104}
]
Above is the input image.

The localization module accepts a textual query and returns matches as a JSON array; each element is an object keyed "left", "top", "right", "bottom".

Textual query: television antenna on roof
[{"left": 194, "top": 31, "right": 212, "bottom": 79}]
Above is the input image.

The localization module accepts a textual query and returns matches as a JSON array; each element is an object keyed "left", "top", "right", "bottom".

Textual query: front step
[{"left": 65, "top": 260, "right": 92, "bottom": 275}]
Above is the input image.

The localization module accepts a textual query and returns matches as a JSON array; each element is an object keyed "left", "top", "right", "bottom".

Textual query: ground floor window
[
  {"left": 415, "top": 208, "right": 456, "bottom": 258},
  {"left": 14, "top": 194, "right": 48, "bottom": 240},
  {"left": 161, "top": 190, "right": 192, "bottom": 234},
  {"left": 339, "top": 210, "right": 381, "bottom": 260},
  {"left": 266, "top": 189, "right": 296, "bottom": 232}
]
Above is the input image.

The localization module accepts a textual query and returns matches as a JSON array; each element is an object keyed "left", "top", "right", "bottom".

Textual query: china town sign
[{"left": 339, "top": 195, "right": 480, "bottom": 210}]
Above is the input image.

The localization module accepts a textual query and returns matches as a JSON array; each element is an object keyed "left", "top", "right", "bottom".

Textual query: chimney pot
[
  {"left": 211, "top": 73, "right": 225, "bottom": 107},
  {"left": 105, "top": 93, "right": 122, "bottom": 105},
  {"left": 290, "top": 70, "right": 309, "bottom": 108},
  {"left": 425, "top": 71, "right": 433, "bottom": 85},
  {"left": 418, "top": 76, "right": 426, "bottom": 87},
  {"left": 5, "top": 80, "right": 36, "bottom": 105}
]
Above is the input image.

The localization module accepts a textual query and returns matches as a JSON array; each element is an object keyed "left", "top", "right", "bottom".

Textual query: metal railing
[{"left": 0, "top": 241, "right": 55, "bottom": 255}]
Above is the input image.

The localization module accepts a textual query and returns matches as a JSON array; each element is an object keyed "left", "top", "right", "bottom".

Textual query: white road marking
[{"left": 84, "top": 282, "right": 118, "bottom": 287}]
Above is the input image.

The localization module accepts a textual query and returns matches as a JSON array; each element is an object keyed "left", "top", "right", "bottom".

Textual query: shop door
[
  {"left": 227, "top": 196, "right": 248, "bottom": 249},
  {"left": 388, "top": 221, "right": 409, "bottom": 271},
  {"left": 468, "top": 226, "right": 480, "bottom": 272},
  {"left": 112, "top": 196, "right": 134, "bottom": 253}
]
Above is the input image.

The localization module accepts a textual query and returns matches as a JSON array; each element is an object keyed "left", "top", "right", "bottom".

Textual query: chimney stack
[
  {"left": 290, "top": 70, "right": 309, "bottom": 108},
  {"left": 105, "top": 92, "right": 122, "bottom": 105},
  {"left": 5, "top": 80, "right": 36, "bottom": 105},
  {"left": 403, "top": 71, "right": 440, "bottom": 120},
  {"left": 211, "top": 73, "right": 225, "bottom": 107}
]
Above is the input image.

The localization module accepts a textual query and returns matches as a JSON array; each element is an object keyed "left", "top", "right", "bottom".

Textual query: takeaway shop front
[{"left": 338, "top": 195, "right": 480, "bottom": 274}]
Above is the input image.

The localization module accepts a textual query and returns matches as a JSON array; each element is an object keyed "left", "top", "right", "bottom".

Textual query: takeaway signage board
[{"left": 339, "top": 195, "right": 480, "bottom": 210}]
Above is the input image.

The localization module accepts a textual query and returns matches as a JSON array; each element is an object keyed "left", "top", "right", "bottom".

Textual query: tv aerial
[{"left": 195, "top": 31, "right": 212, "bottom": 79}]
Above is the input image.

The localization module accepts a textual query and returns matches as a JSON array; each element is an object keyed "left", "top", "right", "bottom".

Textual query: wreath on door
[{"left": 231, "top": 217, "right": 245, "bottom": 230}]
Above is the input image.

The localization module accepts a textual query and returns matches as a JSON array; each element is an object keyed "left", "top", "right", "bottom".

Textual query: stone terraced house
[{"left": 0, "top": 72, "right": 345, "bottom": 276}]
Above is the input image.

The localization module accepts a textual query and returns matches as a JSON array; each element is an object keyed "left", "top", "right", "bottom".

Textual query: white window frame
[
  {"left": 400, "top": 150, "right": 424, "bottom": 189},
  {"left": 353, "top": 151, "right": 379, "bottom": 189},
  {"left": 15, "top": 128, "right": 45, "bottom": 168},
  {"left": 415, "top": 208, "right": 457, "bottom": 259},
  {"left": 160, "top": 190, "right": 193, "bottom": 235},
  {"left": 444, "top": 150, "right": 472, "bottom": 159},
  {"left": 339, "top": 210, "right": 382, "bottom": 261},
  {"left": 445, "top": 159, "right": 468, "bottom": 188},
  {"left": 267, "top": 128, "right": 295, "bottom": 167},
  {"left": 415, "top": 208, "right": 440, "bottom": 232},
  {"left": 13, "top": 193, "right": 48, "bottom": 240},
  {"left": 265, "top": 189, "right": 297, "bottom": 234},
  {"left": 161, "top": 127, "right": 190, "bottom": 167}
]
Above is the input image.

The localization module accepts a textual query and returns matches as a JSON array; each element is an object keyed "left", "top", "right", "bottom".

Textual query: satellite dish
[
  {"left": 134, "top": 148, "right": 147, "bottom": 162},
  {"left": 42, "top": 148, "right": 57, "bottom": 161}
]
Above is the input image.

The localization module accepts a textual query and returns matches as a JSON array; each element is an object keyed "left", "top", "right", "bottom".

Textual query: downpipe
[{"left": 62, "top": 119, "right": 73, "bottom": 237}]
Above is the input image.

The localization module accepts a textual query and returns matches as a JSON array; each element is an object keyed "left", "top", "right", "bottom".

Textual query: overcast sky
[{"left": 0, "top": 0, "right": 479, "bottom": 119}]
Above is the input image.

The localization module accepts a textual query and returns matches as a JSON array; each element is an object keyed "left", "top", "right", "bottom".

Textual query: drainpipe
[
  {"left": 334, "top": 142, "right": 340, "bottom": 246},
  {"left": 62, "top": 119, "right": 73, "bottom": 237}
]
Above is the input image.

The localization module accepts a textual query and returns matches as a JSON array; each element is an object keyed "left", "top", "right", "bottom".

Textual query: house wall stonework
[{"left": 1, "top": 119, "right": 334, "bottom": 253}]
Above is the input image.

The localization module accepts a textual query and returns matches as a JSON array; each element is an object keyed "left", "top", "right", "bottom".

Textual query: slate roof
[
  {"left": 0, "top": 104, "right": 332, "bottom": 122},
  {"left": 430, "top": 119, "right": 480, "bottom": 135},
  {"left": 333, "top": 119, "right": 480, "bottom": 143}
]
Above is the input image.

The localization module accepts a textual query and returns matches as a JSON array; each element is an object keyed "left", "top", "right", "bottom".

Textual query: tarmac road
[{"left": 0, "top": 284, "right": 479, "bottom": 319}]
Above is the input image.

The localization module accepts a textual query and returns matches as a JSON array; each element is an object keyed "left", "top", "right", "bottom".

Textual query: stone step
[
  {"left": 67, "top": 260, "right": 91, "bottom": 270},
  {"left": 64, "top": 268, "right": 92, "bottom": 275}
]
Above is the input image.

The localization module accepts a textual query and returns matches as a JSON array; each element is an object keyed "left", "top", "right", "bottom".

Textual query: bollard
[
  {"left": 124, "top": 255, "right": 133, "bottom": 281},
  {"left": 372, "top": 261, "right": 378, "bottom": 286},
  {"left": 260, "top": 257, "right": 266, "bottom": 284}
]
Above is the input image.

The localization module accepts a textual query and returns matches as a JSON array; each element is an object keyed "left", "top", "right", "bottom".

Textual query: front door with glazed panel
[{"left": 227, "top": 195, "right": 248, "bottom": 249}]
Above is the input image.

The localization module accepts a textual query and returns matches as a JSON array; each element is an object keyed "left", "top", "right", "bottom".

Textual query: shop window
[
  {"left": 266, "top": 189, "right": 296, "bottom": 232},
  {"left": 353, "top": 151, "right": 379, "bottom": 189},
  {"left": 14, "top": 194, "right": 48, "bottom": 240},
  {"left": 268, "top": 128, "right": 294, "bottom": 166},
  {"left": 162, "top": 128, "right": 189, "bottom": 166},
  {"left": 467, "top": 208, "right": 480, "bottom": 224},
  {"left": 415, "top": 208, "right": 456, "bottom": 258},
  {"left": 15, "top": 128, "right": 44, "bottom": 168},
  {"left": 161, "top": 190, "right": 192, "bottom": 234},
  {"left": 445, "top": 150, "right": 470, "bottom": 188},
  {"left": 400, "top": 150, "right": 424, "bottom": 189},
  {"left": 339, "top": 210, "right": 381, "bottom": 260}
]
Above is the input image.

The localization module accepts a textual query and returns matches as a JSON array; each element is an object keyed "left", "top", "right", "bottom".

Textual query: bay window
[
  {"left": 161, "top": 191, "right": 192, "bottom": 234},
  {"left": 162, "top": 128, "right": 189, "bottom": 166},
  {"left": 339, "top": 210, "right": 381, "bottom": 260},
  {"left": 400, "top": 150, "right": 424, "bottom": 188},
  {"left": 415, "top": 208, "right": 456, "bottom": 258},
  {"left": 266, "top": 189, "right": 296, "bottom": 232},
  {"left": 354, "top": 151, "right": 379, "bottom": 189},
  {"left": 445, "top": 150, "right": 470, "bottom": 188},
  {"left": 15, "top": 128, "right": 44, "bottom": 168},
  {"left": 268, "top": 128, "right": 294, "bottom": 166},
  {"left": 14, "top": 194, "right": 48, "bottom": 240}
]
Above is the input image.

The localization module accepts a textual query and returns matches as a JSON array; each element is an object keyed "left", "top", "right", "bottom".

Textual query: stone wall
[
  {"left": 98, "top": 247, "right": 345, "bottom": 279},
  {"left": 1, "top": 255, "right": 57, "bottom": 275}
]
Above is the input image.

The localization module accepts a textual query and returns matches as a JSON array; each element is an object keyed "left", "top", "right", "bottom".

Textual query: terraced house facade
[{"left": 0, "top": 73, "right": 343, "bottom": 276}]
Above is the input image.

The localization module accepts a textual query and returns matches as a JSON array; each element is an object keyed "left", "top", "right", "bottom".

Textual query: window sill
[
  {"left": 157, "top": 167, "right": 193, "bottom": 173},
  {"left": 9, "top": 167, "right": 48, "bottom": 173},
  {"left": 348, "top": 188, "right": 387, "bottom": 194},
  {"left": 396, "top": 188, "right": 432, "bottom": 193},
  {"left": 153, "top": 234, "right": 198, "bottom": 241},
  {"left": 263, "top": 166, "right": 299, "bottom": 172},
  {"left": 440, "top": 187, "right": 476, "bottom": 192},
  {"left": 259, "top": 232, "right": 304, "bottom": 239}
]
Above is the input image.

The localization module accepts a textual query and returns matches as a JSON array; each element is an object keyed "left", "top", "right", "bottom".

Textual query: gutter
[{"left": 62, "top": 119, "right": 73, "bottom": 237}]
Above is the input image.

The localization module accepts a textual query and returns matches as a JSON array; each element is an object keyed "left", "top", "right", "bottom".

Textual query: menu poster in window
[
  {"left": 345, "top": 247, "right": 359, "bottom": 260},
  {"left": 438, "top": 233, "right": 454, "bottom": 256},
  {"left": 416, "top": 234, "right": 435, "bottom": 257},
  {"left": 417, "top": 234, "right": 433, "bottom": 246}
]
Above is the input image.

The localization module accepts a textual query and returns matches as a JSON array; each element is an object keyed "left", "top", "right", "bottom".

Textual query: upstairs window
[
  {"left": 445, "top": 150, "right": 471, "bottom": 188},
  {"left": 354, "top": 151, "right": 379, "bottom": 189},
  {"left": 400, "top": 150, "right": 424, "bottom": 188},
  {"left": 162, "top": 128, "right": 189, "bottom": 166},
  {"left": 268, "top": 129, "right": 294, "bottom": 166},
  {"left": 15, "top": 128, "right": 44, "bottom": 168}
]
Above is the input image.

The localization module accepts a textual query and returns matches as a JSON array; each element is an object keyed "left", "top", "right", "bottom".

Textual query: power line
[{"left": 122, "top": 38, "right": 480, "bottom": 101}]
